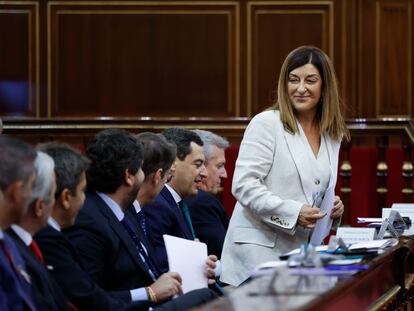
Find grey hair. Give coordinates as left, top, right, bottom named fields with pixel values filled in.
left=192, top=130, right=229, bottom=163
left=31, top=151, right=55, bottom=204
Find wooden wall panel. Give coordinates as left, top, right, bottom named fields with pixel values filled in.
left=358, top=0, right=413, bottom=118
left=247, top=1, right=336, bottom=116
left=376, top=1, right=412, bottom=117
left=48, top=2, right=240, bottom=118
left=0, top=2, right=38, bottom=117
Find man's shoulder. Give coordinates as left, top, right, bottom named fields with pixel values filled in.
left=35, top=226, right=73, bottom=255
left=186, top=190, right=222, bottom=207
left=77, top=192, right=108, bottom=222
left=144, top=186, right=174, bottom=211
left=35, top=225, right=61, bottom=240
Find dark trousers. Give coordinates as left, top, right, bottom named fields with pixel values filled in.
left=155, top=288, right=218, bottom=311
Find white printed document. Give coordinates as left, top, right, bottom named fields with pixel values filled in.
left=310, top=167, right=335, bottom=246
left=163, top=234, right=208, bottom=294
left=348, top=238, right=398, bottom=251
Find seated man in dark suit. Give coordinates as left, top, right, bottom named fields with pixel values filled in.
left=130, top=132, right=176, bottom=242
left=130, top=132, right=217, bottom=290
left=142, top=129, right=222, bottom=284
left=185, top=130, right=229, bottom=259
left=65, top=129, right=217, bottom=311
left=142, top=128, right=215, bottom=272
left=0, top=136, right=37, bottom=311
left=35, top=142, right=152, bottom=311
left=8, top=151, right=72, bottom=311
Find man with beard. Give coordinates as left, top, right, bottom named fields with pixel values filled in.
left=65, top=129, right=217, bottom=310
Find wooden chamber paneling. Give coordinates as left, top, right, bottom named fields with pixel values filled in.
left=0, top=2, right=38, bottom=117
left=0, top=0, right=414, bottom=119
left=48, top=1, right=240, bottom=118
left=358, top=0, right=413, bottom=118
left=247, top=1, right=336, bottom=115
left=376, top=0, right=412, bottom=117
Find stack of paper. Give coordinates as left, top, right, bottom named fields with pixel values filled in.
left=348, top=239, right=398, bottom=251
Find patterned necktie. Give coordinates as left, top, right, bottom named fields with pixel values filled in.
left=29, top=240, right=45, bottom=265
left=179, top=201, right=196, bottom=240
left=121, top=217, right=159, bottom=280
left=136, top=211, right=147, bottom=237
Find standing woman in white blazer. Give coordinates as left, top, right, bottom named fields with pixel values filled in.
left=220, top=46, right=350, bottom=286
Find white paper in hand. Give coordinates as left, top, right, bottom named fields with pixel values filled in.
left=310, top=167, right=335, bottom=246
left=163, top=234, right=208, bottom=293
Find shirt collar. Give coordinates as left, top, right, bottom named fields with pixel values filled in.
left=165, top=184, right=182, bottom=205
left=132, top=200, right=141, bottom=214
left=11, top=225, right=32, bottom=246
left=48, top=217, right=61, bottom=232
left=97, top=192, right=124, bottom=221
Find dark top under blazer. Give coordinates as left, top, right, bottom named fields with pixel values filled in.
left=8, top=229, right=71, bottom=311
left=0, top=232, right=36, bottom=311
left=64, top=192, right=159, bottom=291
left=184, top=190, right=229, bottom=258
left=34, top=225, right=142, bottom=311
left=142, top=186, right=193, bottom=272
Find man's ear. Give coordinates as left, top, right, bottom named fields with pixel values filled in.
left=32, top=198, right=43, bottom=218
left=124, top=169, right=134, bottom=187
left=58, top=188, right=71, bottom=210
left=153, top=169, right=163, bottom=185
left=6, top=181, right=23, bottom=205
left=168, top=162, right=177, bottom=182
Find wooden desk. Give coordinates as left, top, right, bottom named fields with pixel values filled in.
left=197, top=239, right=414, bottom=311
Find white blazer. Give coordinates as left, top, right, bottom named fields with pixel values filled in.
left=220, top=110, right=341, bottom=286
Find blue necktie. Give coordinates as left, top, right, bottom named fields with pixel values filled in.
left=120, top=217, right=159, bottom=280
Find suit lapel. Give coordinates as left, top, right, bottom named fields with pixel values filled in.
left=7, top=231, right=38, bottom=268
left=92, top=194, right=154, bottom=279
left=161, top=187, right=192, bottom=239
left=283, top=130, right=315, bottom=204
left=46, top=225, right=86, bottom=271
left=126, top=209, right=161, bottom=274
left=324, top=133, right=340, bottom=185
left=1, top=233, right=36, bottom=310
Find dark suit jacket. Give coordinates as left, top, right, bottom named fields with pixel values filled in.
left=142, top=186, right=192, bottom=272
left=184, top=190, right=229, bottom=258
left=8, top=229, right=71, bottom=311
left=34, top=225, right=144, bottom=311
left=0, top=232, right=36, bottom=311
left=64, top=192, right=159, bottom=292
left=65, top=193, right=218, bottom=311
